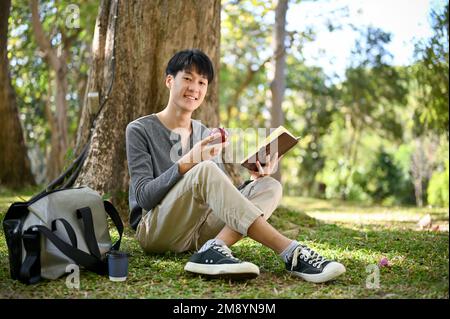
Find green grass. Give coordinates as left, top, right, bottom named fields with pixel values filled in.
left=0, top=189, right=448, bottom=299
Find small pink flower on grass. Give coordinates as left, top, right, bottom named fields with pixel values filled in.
left=379, top=257, right=390, bottom=268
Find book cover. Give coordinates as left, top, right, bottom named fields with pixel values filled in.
left=240, top=126, right=300, bottom=171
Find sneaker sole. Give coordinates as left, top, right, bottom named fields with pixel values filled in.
left=184, top=262, right=260, bottom=280
left=290, top=262, right=346, bottom=283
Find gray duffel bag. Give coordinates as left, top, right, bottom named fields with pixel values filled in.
left=3, top=186, right=123, bottom=284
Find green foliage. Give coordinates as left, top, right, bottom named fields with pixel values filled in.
left=220, top=0, right=317, bottom=129
left=7, top=0, right=448, bottom=207
left=9, top=1, right=48, bottom=151
left=341, top=27, right=408, bottom=141
left=313, top=26, right=432, bottom=204
left=317, top=122, right=417, bottom=205
left=316, top=119, right=364, bottom=201
left=1, top=191, right=448, bottom=298
left=220, top=0, right=274, bottom=128
left=413, top=3, right=449, bottom=135
left=8, top=0, right=97, bottom=181
left=427, top=159, right=449, bottom=207
left=284, top=60, right=336, bottom=197
left=354, top=148, right=415, bottom=205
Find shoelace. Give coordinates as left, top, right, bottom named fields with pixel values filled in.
left=213, top=245, right=240, bottom=261
left=291, top=245, right=327, bottom=269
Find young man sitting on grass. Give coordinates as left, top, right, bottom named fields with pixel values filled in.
left=125, top=49, right=346, bottom=283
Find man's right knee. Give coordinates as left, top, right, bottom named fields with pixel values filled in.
left=196, top=160, right=219, bottom=171
left=189, top=160, right=223, bottom=178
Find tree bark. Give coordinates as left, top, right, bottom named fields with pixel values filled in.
left=30, top=0, right=69, bottom=182
left=270, top=0, right=288, bottom=182
left=75, top=0, right=222, bottom=219
left=0, top=0, right=35, bottom=189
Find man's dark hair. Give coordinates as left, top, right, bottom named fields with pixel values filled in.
left=165, top=49, right=214, bottom=83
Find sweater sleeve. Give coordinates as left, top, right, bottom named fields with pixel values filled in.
left=126, top=122, right=183, bottom=212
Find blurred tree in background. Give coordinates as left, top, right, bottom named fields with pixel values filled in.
left=413, top=3, right=449, bottom=136
left=73, top=0, right=222, bottom=216
left=220, top=0, right=274, bottom=130
left=317, top=27, right=409, bottom=201
left=0, top=0, right=35, bottom=188
left=8, top=0, right=96, bottom=183
left=2, top=0, right=448, bottom=208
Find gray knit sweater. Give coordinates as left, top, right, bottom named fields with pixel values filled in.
left=125, top=114, right=228, bottom=229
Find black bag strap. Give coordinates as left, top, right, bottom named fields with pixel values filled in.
left=75, top=202, right=123, bottom=256
left=44, top=142, right=90, bottom=193
left=20, top=229, right=41, bottom=284
left=76, top=207, right=101, bottom=259
left=19, top=218, right=106, bottom=285
left=51, top=218, right=78, bottom=248
left=104, top=201, right=123, bottom=251
left=19, top=201, right=123, bottom=284
left=30, top=225, right=107, bottom=275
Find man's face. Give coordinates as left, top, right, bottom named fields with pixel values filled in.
left=166, top=69, right=208, bottom=113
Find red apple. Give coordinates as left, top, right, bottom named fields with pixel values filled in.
left=209, top=127, right=228, bottom=144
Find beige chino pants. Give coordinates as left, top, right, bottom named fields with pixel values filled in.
left=136, top=160, right=283, bottom=253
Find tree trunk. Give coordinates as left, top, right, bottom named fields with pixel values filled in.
left=75, top=0, right=222, bottom=219
left=411, top=137, right=439, bottom=207
left=30, top=0, right=69, bottom=182
left=0, top=0, right=35, bottom=189
left=269, top=0, right=288, bottom=182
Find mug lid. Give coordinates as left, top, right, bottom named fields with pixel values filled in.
left=107, top=250, right=129, bottom=258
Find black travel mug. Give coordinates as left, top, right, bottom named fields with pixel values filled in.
left=107, top=251, right=129, bottom=282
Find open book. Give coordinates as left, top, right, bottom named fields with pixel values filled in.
left=240, top=126, right=300, bottom=171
